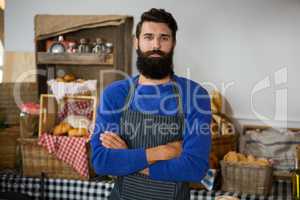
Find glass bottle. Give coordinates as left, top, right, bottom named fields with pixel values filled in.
left=291, top=150, right=300, bottom=200
left=78, top=38, right=91, bottom=53
left=92, top=38, right=105, bottom=54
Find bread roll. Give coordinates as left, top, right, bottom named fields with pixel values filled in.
left=63, top=115, right=90, bottom=129
left=53, top=122, right=71, bottom=136
left=63, top=74, right=76, bottom=82
left=255, top=158, right=270, bottom=166
left=75, top=79, right=85, bottom=83
left=68, top=128, right=88, bottom=137
left=223, top=151, right=270, bottom=167
left=224, top=151, right=239, bottom=163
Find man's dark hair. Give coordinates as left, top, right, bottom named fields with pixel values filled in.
left=135, top=8, right=178, bottom=41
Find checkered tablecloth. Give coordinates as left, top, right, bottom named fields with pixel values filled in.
left=38, top=134, right=89, bottom=177
left=57, top=100, right=94, bottom=121
left=190, top=180, right=292, bottom=200
left=0, top=173, right=292, bottom=200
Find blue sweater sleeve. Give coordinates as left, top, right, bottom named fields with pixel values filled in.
left=148, top=88, right=212, bottom=182
left=90, top=86, right=149, bottom=176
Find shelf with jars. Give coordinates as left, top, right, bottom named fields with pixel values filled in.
left=38, top=36, right=114, bottom=65
left=35, top=15, right=133, bottom=96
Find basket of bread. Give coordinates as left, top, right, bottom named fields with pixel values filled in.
left=38, top=94, right=96, bottom=137
left=18, top=94, right=97, bottom=180
left=221, top=151, right=273, bottom=195
left=47, top=73, right=97, bottom=101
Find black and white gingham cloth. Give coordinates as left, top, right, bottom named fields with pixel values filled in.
left=0, top=173, right=292, bottom=200
left=0, top=174, right=113, bottom=200
left=190, top=180, right=292, bottom=200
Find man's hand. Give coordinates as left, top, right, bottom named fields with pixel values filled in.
left=163, top=140, right=183, bottom=159
left=141, top=140, right=182, bottom=176
left=145, top=140, right=182, bottom=164
left=139, top=168, right=149, bottom=176
left=100, top=131, right=128, bottom=149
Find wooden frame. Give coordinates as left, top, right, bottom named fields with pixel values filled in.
left=38, top=94, right=97, bottom=137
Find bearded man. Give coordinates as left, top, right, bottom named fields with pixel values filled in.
left=91, top=8, right=212, bottom=200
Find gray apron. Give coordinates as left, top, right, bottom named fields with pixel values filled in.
left=109, top=78, right=190, bottom=200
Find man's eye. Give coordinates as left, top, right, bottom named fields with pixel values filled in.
left=161, top=37, right=170, bottom=41
left=144, top=36, right=153, bottom=40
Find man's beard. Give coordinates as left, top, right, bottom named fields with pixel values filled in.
left=136, top=47, right=174, bottom=80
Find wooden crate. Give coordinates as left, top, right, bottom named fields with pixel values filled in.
left=18, top=137, right=95, bottom=180
left=0, top=126, right=20, bottom=170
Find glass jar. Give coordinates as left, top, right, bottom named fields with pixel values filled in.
left=78, top=38, right=91, bottom=53
left=105, top=42, right=113, bottom=54
left=20, top=103, right=40, bottom=138
left=67, top=41, right=77, bottom=53
left=92, top=38, right=106, bottom=54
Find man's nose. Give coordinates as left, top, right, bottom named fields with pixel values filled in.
left=152, top=38, right=161, bottom=50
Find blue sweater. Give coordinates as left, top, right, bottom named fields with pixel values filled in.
left=90, top=75, right=212, bottom=182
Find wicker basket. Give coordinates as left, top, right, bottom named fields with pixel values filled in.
left=212, top=134, right=237, bottom=161
left=0, top=126, right=20, bottom=170
left=20, top=94, right=98, bottom=180
left=18, top=137, right=94, bottom=180
left=243, top=125, right=300, bottom=180
left=18, top=94, right=96, bottom=180
left=221, top=161, right=273, bottom=195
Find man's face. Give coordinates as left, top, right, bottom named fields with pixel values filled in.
left=136, top=22, right=176, bottom=79
left=137, top=21, right=175, bottom=55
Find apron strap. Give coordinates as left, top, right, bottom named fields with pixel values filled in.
left=172, top=81, right=184, bottom=115
left=123, top=76, right=138, bottom=111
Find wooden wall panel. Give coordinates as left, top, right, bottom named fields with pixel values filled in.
left=3, top=51, right=36, bottom=82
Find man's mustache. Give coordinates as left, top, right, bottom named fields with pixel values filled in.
left=143, top=50, right=166, bottom=57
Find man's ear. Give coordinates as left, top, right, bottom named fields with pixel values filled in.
left=134, top=36, right=138, bottom=50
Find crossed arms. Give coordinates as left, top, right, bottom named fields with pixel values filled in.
left=90, top=83, right=211, bottom=182
left=90, top=115, right=211, bottom=182
left=100, top=131, right=182, bottom=175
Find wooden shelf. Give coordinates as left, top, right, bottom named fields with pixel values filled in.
left=37, top=52, right=114, bottom=65
left=35, top=15, right=133, bottom=95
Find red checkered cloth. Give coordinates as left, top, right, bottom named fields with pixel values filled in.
left=57, top=100, right=93, bottom=122
left=38, top=133, right=89, bottom=177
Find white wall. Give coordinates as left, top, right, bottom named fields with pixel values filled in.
left=5, top=0, right=300, bottom=126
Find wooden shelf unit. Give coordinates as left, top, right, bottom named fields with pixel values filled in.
left=35, top=15, right=133, bottom=97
